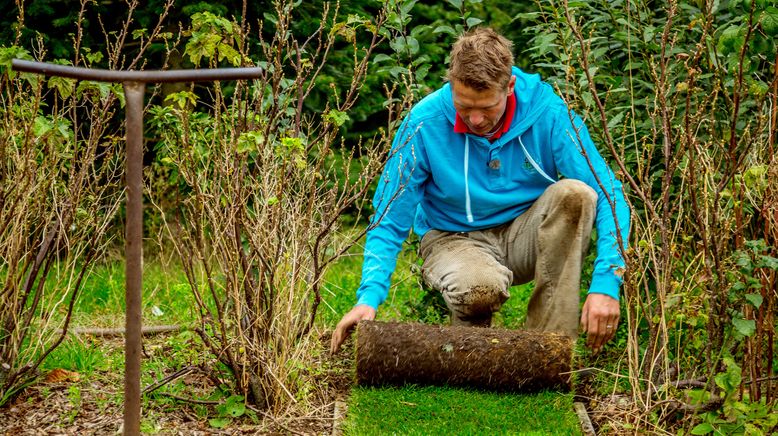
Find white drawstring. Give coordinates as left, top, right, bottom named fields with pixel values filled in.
left=519, top=136, right=556, bottom=184
left=464, top=136, right=474, bottom=223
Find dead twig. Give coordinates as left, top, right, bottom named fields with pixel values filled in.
left=143, top=365, right=196, bottom=395
left=158, top=391, right=220, bottom=405
left=72, top=324, right=183, bottom=337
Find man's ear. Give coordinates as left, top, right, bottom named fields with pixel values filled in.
left=506, top=75, right=516, bottom=94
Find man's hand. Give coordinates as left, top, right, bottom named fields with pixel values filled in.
left=330, top=304, right=376, bottom=354
left=580, top=293, right=620, bottom=354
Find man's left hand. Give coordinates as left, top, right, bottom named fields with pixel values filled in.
left=580, top=293, right=620, bottom=353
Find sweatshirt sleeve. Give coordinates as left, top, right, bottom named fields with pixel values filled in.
left=355, top=115, right=429, bottom=309
left=551, top=108, right=630, bottom=300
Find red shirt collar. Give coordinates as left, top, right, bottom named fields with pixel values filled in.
left=454, top=91, right=516, bottom=141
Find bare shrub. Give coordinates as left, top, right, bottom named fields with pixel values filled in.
left=524, top=0, right=777, bottom=431
left=153, top=1, right=412, bottom=413
left=0, top=0, right=173, bottom=405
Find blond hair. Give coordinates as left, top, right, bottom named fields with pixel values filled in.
left=447, top=27, right=514, bottom=91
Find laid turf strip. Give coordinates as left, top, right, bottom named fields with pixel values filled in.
left=343, top=385, right=581, bottom=435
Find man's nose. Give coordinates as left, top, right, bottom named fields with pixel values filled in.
left=469, top=111, right=484, bottom=126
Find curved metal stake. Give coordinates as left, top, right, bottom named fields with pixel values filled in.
left=123, top=81, right=145, bottom=436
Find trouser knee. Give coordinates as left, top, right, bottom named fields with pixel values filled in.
left=547, top=179, right=597, bottom=221
left=442, top=276, right=510, bottom=320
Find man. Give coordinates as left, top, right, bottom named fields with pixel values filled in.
left=330, top=28, right=630, bottom=354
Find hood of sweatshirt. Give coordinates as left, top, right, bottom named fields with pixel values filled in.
left=438, top=66, right=560, bottom=146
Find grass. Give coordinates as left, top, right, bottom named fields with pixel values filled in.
left=39, top=254, right=195, bottom=376
left=343, top=385, right=581, bottom=435
left=71, top=256, right=196, bottom=326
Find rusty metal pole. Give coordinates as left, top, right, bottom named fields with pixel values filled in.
left=11, top=59, right=262, bottom=436
left=122, top=81, right=145, bottom=435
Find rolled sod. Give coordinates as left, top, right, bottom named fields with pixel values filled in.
left=356, top=320, right=573, bottom=392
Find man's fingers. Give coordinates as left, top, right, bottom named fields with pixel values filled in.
left=330, top=324, right=342, bottom=354
left=331, top=306, right=376, bottom=354
left=580, top=305, right=589, bottom=335
left=594, top=317, right=608, bottom=352
left=591, top=318, right=619, bottom=353
left=606, top=318, right=618, bottom=342
left=331, top=320, right=352, bottom=354
left=330, top=332, right=339, bottom=354
left=581, top=294, right=620, bottom=353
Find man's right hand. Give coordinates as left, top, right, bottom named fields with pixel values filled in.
left=330, top=304, right=376, bottom=354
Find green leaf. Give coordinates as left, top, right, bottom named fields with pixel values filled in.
left=761, top=7, right=778, bottom=36
left=48, top=76, right=75, bottom=99
left=415, top=64, right=431, bottom=82
left=400, top=0, right=418, bottom=16
left=373, top=54, right=392, bottom=64
left=715, top=357, right=742, bottom=393
left=217, top=44, right=242, bottom=66
left=33, top=115, right=53, bottom=138
left=132, top=28, right=147, bottom=40
left=762, top=255, right=778, bottom=270
left=209, top=417, right=231, bottom=429
left=0, top=46, right=33, bottom=78
left=607, top=112, right=625, bottom=130
left=224, top=395, right=245, bottom=417
left=744, top=293, right=763, bottom=309
left=446, top=0, right=463, bottom=9
left=686, top=389, right=710, bottom=405
left=466, top=17, right=483, bottom=28
left=390, top=36, right=419, bottom=56
left=76, top=81, right=113, bottom=102
left=732, top=318, right=756, bottom=336
left=691, top=423, right=714, bottom=435
left=325, top=109, right=350, bottom=127
left=111, top=83, right=125, bottom=108
left=717, top=25, right=745, bottom=55
left=84, top=50, right=104, bottom=65
left=165, top=91, right=197, bottom=110
left=434, top=25, right=457, bottom=35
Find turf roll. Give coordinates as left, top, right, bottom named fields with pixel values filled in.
left=356, top=320, right=573, bottom=392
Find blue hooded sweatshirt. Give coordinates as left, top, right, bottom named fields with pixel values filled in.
left=356, top=66, right=630, bottom=309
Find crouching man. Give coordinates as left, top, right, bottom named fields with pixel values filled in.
left=331, top=27, right=630, bottom=354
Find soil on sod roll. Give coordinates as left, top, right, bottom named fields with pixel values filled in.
left=356, top=320, right=573, bottom=392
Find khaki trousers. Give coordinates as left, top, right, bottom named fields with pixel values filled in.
left=419, top=179, right=597, bottom=337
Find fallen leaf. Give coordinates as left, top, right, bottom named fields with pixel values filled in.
left=45, top=368, right=81, bottom=383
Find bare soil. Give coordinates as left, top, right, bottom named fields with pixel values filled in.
left=0, top=333, right=353, bottom=435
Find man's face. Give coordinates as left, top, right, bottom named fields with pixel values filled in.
left=451, top=76, right=516, bottom=136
